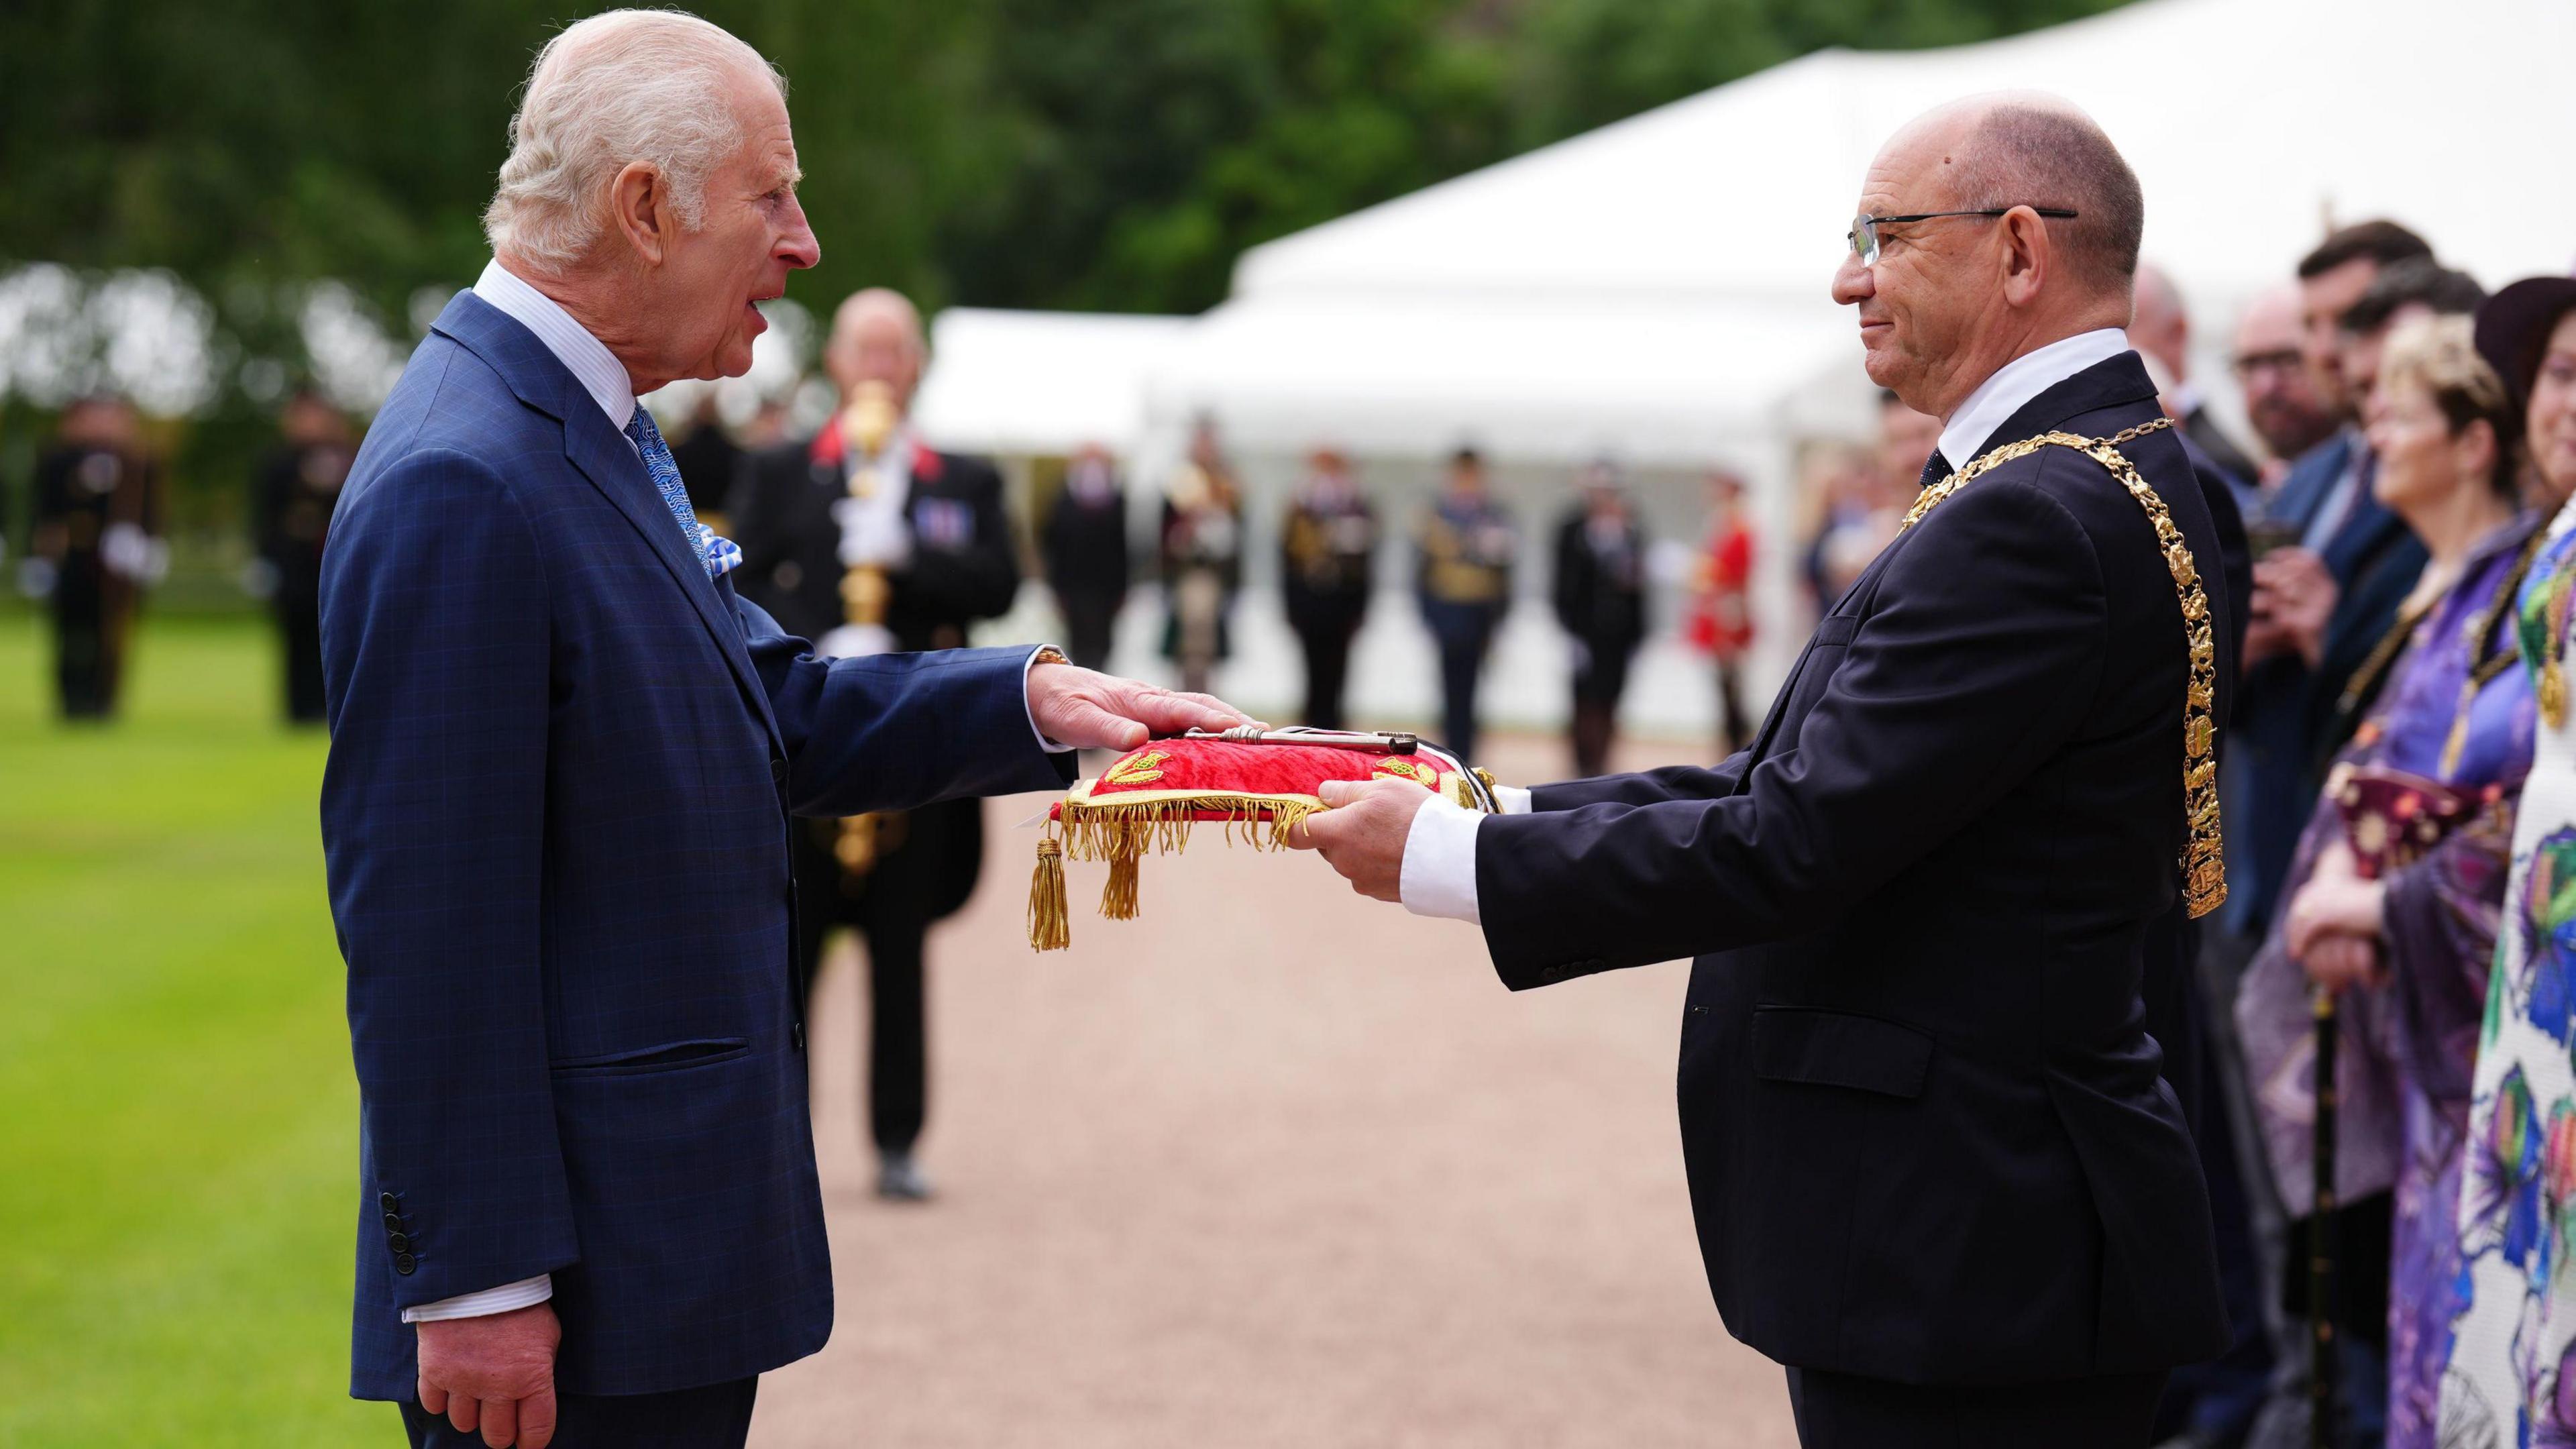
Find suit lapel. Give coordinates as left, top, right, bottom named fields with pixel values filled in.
left=559, top=407, right=782, bottom=747
left=1735, top=352, right=2167, bottom=791
left=431, top=292, right=782, bottom=749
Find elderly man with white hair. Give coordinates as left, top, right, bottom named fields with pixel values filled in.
left=1297, top=93, right=2243, bottom=1446
left=317, top=12, right=1251, bottom=1447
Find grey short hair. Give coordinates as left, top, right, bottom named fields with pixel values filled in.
left=482, top=9, right=785, bottom=272
left=1949, top=101, right=2145, bottom=294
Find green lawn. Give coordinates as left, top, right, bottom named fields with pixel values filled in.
left=0, top=612, right=382, bottom=1446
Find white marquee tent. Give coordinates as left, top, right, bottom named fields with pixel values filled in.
left=925, top=0, right=2575, bottom=732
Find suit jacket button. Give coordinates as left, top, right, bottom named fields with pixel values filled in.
left=387, top=1232, right=411, bottom=1253
left=378, top=1192, right=398, bottom=1211
left=769, top=756, right=788, bottom=785
left=392, top=1252, right=417, bottom=1275
left=382, top=1212, right=405, bottom=1233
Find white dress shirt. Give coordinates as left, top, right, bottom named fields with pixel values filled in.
left=1935, top=327, right=2129, bottom=477
left=1397, top=327, right=2137, bottom=928
left=405, top=266, right=1065, bottom=1325
left=474, top=260, right=638, bottom=438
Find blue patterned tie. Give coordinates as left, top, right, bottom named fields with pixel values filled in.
left=624, top=407, right=718, bottom=579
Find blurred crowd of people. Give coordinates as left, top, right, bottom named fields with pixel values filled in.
left=2086, top=227, right=2576, bottom=1449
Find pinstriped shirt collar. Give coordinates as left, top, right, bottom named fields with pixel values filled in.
left=472, top=259, right=637, bottom=435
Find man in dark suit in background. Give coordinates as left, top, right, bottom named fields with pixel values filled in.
left=1299, top=93, right=2234, bottom=1446
left=28, top=394, right=162, bottom=720
left=2230, top=221, right=2438, bottom=942
left=729, top=286, right=1022, bottom=1203
left=1042, top=442, right=1131, bottom=670
left=2132, top=262, right=2261, bottom=488
left=2226, top=282, right=2339, bottom=492
left=322, top=17, right=1250, bottom=1447
left=252, top=387, right=355, bottom=724
left=1551, top=460, right=1648, bottom=777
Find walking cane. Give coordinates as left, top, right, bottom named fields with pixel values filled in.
left=2309, top=984, right=2340, bottom=1449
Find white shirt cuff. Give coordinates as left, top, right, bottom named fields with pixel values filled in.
left=1022, top=645, right=1075, bottom=755
left=1494, top=785, right=1533, bottom=814
left=1400, top=792, right=1486, bottom=925
left=400, top=1274, right=553, bottom=1324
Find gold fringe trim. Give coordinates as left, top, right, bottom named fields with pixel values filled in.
left=1024, top=796, right=1326, bottom=951
left=1028, top=837, right=1070, bottom=952
left=1057, top=795, right=1321, bottom=861
left=1102, top=850, right=1141, bottom=919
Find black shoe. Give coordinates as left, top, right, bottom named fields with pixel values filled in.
left=875, top=1150, right=933, bottom=1202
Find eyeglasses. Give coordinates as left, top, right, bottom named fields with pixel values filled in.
left=1846, top=207, right=2079, bottom=266
left=2232, top=348, right=2306, bottom=382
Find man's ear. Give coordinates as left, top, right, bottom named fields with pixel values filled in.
left=608, top=161, right=669, bottom=267
left=1997, top=205, right=2049, bottom=308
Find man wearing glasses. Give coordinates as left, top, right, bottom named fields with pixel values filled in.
left=2230, top=282, right=2339, bottom=491
left=1297, top=93, right=2239, bottom=1446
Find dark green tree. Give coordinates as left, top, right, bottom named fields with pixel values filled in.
left=0, top=0, right=2129, bottom=550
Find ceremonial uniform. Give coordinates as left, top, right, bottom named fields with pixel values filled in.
left=254, top=434, right=354, bottom=722
left=1688, top=510, right=1758, bottom=753
left=1160, top=460, right=1243, bottom=694
left=1414, top=493, right=1515, bottom=759
left=728, top=423, right=1018, bottom=1161
left=32, top=433, right=162, bottom=719
left=1281, top=476, right=1378, bottom=731
left=1552, top=499, right=1648, bottom=776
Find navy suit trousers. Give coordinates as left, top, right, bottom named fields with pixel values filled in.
left=398, top=1377, right=756, bottom=1449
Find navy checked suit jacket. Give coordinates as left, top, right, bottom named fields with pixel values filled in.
left=319, top=291, right=1072, bottom=1400
left=1474, top=354, right=2234, bottom=1383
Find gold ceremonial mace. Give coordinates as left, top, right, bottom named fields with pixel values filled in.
left=837, top=379, right=900, bottom=633
left=834, top=380, right=902, bottom=876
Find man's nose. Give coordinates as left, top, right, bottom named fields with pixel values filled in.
left=780, top=197, right=821, bottom=271
left=1831, top=253, right=1872, bottom=306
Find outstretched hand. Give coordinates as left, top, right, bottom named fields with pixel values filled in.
left=1026, top=659, right=1259, bottom=751
left=1287, top=775, right=1435, bottom=902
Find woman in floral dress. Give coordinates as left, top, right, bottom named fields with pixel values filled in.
left=2443, top=279, right=2576, bottom=1447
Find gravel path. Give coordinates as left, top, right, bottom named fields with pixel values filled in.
left=753, top=736, right=1799, bottom=1448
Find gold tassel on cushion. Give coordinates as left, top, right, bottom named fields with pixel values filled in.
left=1101, top=846, right=1142, bottom=920
left=1028, top=837, right=1070, bottom=951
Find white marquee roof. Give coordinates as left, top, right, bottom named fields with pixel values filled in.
left=1234, top=0, right=2573, bottom=310
left=928, top=0, right=2573, bottom=464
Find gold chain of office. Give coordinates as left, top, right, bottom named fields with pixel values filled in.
left=1894, top=415, right=2227, bottom=920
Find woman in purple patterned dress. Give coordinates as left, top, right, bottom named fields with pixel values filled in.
left=2239, top=316, right=2547, bottom=1447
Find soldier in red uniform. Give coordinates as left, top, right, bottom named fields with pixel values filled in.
left=1686, top=469, right=1757, bottom=753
